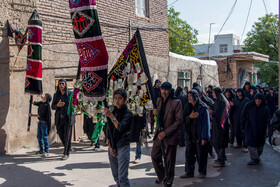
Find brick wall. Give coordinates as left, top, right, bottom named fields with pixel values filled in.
left=37, top=0, right=169, bottom=58
left=217, top=59, right=237, bottom=88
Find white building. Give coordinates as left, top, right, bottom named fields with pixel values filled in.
left=194, top=34, right=242, bottom=57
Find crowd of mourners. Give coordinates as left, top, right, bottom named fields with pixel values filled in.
left=29, top=78, right=280, bottom=187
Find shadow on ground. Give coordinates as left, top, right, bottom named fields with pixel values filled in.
left=0, top=164, right=71, bottom=187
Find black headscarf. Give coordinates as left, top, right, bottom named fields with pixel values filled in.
left=192, top=82, right=200, bottom=88
left=188, top=89, right=208, bottom=108
left=224, top=88, right=236, bottom=101
left=236, top=88, right=245, bottom=98
left=208, top=85, right=214, bottom=90
left=193, top=86, right=214, bottom=107
left=253, top=93, right=266, bottom=107
left=243, top=81, right=251, bottom=90
left=249, top=88, right=257, bottom=100
left=154, top=79, right=161, bottom=87
left=242, top=93, right=266, bottom=115
left=175, top=86, right=183, bottom=98
left=213, top=87, right=229, bottom=127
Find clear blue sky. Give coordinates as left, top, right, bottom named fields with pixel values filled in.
left=167, top=0, right=279, bottom=44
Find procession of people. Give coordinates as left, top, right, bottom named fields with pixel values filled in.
left=28, top=78, right=280, bottom=187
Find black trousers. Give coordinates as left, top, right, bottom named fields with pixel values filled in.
left=214, top=147, right=226, bottom=164
left=185, top=141, right=209, bottom=175
left=236, top=136, right=247, bottom=148
left=57, top=117, right=72, bottom=155
left=150, top=111, right=155, bottom=134
left=179, top=125, right=186, bottom=146
left=208, top=129, right=213, bottom=154
left=229, top=123, right=235, bottom=144
left=151, top=137, right=177, bottom=185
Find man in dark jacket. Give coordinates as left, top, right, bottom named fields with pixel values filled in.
left=210, top=87, right=230, bottom=167
left=266, top=88, right=278, bottom=116
left=150, top=79, right=161, bottom=136
left=241, top=93, right=270, bottom=165
left=180, top=89, right=211, bottom=179
left=151, top=82, right=183, bottom=186
left=104, top=89, right=133, bottom=187
left=231, top=88, right=250, bottom=152
left=51, top=79, right=73, bottom=160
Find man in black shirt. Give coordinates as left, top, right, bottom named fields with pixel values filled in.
left=51, top=79, right=73, bottom=160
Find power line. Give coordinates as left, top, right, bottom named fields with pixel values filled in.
left=169, top=28, right=219, bottom=83
left=168, top=0, right=179, bottom=7
left=262, top=0, right=278, bottom=45
left=240, top=0, right=253, bottom=44
left=204, top=0, right=238, bottom=54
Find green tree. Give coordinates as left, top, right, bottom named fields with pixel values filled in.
left=243, top=13, right=279, bottom=87
left=168, top=7, right=198, bottom=56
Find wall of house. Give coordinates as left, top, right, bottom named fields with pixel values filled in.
left=217, top=58, right=238, bottom=88
left=0, top=0, right=11, bottom=154
left=168, top=56, right=219, bottom=89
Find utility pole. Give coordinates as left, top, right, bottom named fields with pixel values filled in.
left=208, top=23, right=215, bottom=60
left=203, top=23, right=215, bottom=92
left=279, top=0, right=280, bottom=108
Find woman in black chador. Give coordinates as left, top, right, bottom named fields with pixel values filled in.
left=210, top=87, right=229, bottom=167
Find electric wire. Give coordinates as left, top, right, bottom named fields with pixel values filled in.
left=262, top=0, right=279, bottom=45
left=168, top=0, right=180, bottom=7
left=240, top=0, right=253, bottom=44
left=204, top=0, right=238, bottom=54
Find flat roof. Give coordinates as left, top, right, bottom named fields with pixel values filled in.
left=169, top=52, right=217, bottom=66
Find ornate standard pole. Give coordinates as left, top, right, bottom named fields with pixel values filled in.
left=26, top=10, right=43, bottom=131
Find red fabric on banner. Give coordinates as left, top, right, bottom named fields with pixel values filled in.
left=26, top=59, right=42, bottom=79
left=69, top=0, right=96, bottom=9
left=77, top=39, right=108, bottom=70
left=28, top=27, right=42, bottom=44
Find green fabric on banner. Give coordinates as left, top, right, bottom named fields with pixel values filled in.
left=70, top=9, right=102, bottom=39
left=29, top=44, right=42, bottom=60
left=67, top=90, right=74, bottom=116
left=91, top=116, right=106, bottom=143
left=253, top=75, right=257, bottom=86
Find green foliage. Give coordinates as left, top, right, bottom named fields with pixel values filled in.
left=256, top=62, right=278, bottom=87
left=168, top=7, right=198, bottom=56
left=243, top=14, right=279, bottom=87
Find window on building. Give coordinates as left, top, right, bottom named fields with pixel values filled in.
left=220, top=44, right=228, bottom=53
left=177, top=71, right=192, bottom=89
left=136, top=0, right=149, bottom=17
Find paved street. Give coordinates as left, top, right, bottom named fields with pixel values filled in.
left=0, top=139, right=279, bottom=187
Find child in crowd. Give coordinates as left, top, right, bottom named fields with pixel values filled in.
left=29, top=93, right=52, bottom=157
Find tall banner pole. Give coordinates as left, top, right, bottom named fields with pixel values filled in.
left=25, top=10, right=43, bottom=131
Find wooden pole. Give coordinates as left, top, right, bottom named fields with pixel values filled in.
left=27, top=95, right=33, bottom=131
left=9, top=51, right=20, bottom=76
